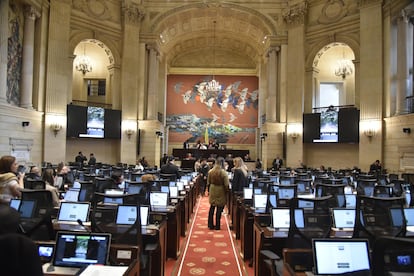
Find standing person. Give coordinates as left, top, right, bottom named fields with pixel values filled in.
left=75, top=151, right=87, bottom=166
left=207, top=157, right=229, bottom=230
left=41, top=168, right=60, bottom=207
left=88, top=153, right=96, bottom=166
left=231, top=157, right=249, bottom=193
left=183, top=139, right=190, bottom=149
left=198, top=158, right=210, bottom=196
left=0, top=155, right=24, bottom=204
left=272, top=155, right=283, bottom=171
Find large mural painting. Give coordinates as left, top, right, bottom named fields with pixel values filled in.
left=166, top=75, right=259, bottom=145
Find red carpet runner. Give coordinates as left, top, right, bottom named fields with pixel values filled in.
left=173, top=195, right=246, bottom=275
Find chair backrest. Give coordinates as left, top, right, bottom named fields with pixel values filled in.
left=287, top=196, right=333, bottom=249
left=24, top=179, right=46, bottom=190
left=78, top=181, right=95, bottom=202
left=353, top=195, right=406, bottom=245
left=95, top=177, right=114, bottom=193
left=21, top=189, right=53, bottom=218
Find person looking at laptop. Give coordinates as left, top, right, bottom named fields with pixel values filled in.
left=42, top=168, right=60, bottom=207
left=98, top=171, right=124, bottom=193
left=207, top=157, right=229, bottom=230
left=0, top=155, right=24, bottom=204
left=231, top=157, right=248, bottom=193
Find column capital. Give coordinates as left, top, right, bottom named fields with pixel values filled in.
left=146, top=43, right=160, bottom=55
left=282, top=1, right=308, bottom=26
left=122, top=1, right=145, bottom=25
left=24, top=5, right=40, bottom=20
left=266, top=46, right=280, bottom=57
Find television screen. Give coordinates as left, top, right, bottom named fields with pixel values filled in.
left=303, top=107, right=359, bottom=144
left=67, top=105, right=87, bottom=137
left=67, top=104, right=121, bottom=139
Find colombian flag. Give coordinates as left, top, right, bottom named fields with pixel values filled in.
left=204, top=126, right=209, bottom=144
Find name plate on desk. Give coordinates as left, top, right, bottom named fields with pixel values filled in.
left=117, top=250, right=132, bottom=259
left=180, top=191, right=186, bottom=196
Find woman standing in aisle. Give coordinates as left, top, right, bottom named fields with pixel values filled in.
left=207, top=157, right=229, bottom=230
left=231, top=157, right=249, bottom=193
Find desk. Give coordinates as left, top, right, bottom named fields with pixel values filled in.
left=253, top=217, right=287, bottom=276
left=239, top=204, right=254, bottom=261
left=172, top=148, right=249, bottom=160
left=151, top=203, right=181, bottom=259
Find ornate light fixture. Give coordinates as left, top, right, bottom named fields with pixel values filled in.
left=334, top=46, right=353, bottom=80
left=75, top=43, right=92, bottom=75
left=206, top=21, right=221, bottom=93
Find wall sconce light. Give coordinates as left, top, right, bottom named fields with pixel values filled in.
left=364, top=129, right=376, bottom=139
left=155, top=131, right=163, bottom=138
left=287, top=123, right=302, bottom=143
left=125, top=128, right=134, bottom=139
left=260, top=133, right=268, bottom=141
left=50, top=123, right=62, bottom=137
left=361, top=119, right=380, bottom=142
left=290, top=132, right=299, bottom=142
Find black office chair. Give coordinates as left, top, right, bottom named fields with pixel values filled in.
left=20, top=189, right=55, bottom=241
left=287, top=196, right=333, bottom=249
left=353, top=195, right=406, bottom=247
left=78, top=180, right=95, bottom=202
left=23, top=179, right=46, bottom=190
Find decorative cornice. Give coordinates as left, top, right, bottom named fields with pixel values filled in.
left=282, top=1, right=308, bottom=26
left=122, top=1, right=145, bottom=25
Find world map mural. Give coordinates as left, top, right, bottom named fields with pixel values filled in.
left=166, top=75, right=259, bottom=145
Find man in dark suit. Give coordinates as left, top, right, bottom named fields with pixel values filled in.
left=160, top=156, right=180, bottom=180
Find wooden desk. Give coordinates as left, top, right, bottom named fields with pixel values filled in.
left=151, top=204, right=181, bottom=260
left=240, top=204, right=254, bottom=261
left=172, top=148, right=249, bottom=160
left=253, top=217, right=287, bottom=276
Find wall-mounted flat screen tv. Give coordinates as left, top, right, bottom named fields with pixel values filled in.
left=303, top=107, right=359, bottom=144
left=67, top=104, right=121, bottom=139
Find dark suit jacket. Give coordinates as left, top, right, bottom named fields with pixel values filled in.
left=160, top=163, right=180, bottom=179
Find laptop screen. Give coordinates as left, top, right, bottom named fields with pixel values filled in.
left=278, top=188, right=295, bottom=199
left=169, top=186, right=178, bottom=198
left=150, top=192, right=168, bottom=207
left=253, top=194, right=267, bottom=209
left=271, top=208, right=304, bottom=229
left=243, top=188, right=253, bottom=200
left=298, top=200, right=314, bottom=209
left=127, top=184, right=143, bottom=195
left=64, top=189, right=80, bottom=202
left=333, top=208, right=356, bottom=228
left=161, top=186, right=170, bottom=193
left=345, top=194, right=356, bottom=208
left=53, top=232, right=111, bottom=268
left=19, top=200, right=36, bottom=218
left=103, top=189, right=124, bottom=204
left=405, top=208, right=414, bottom=226
left=9, top=198, right=21, bottom=211
left=177, top=182, right=184, bottom=191
left=390, top=208, right=414, bottom=227
left=115, top=205, right=149, bottom=226
left=57, top=202, right=90, bottom=222
left=313, top=239, right=371, bottom=275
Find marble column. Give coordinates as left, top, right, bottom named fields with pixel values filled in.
left=266, top=46, right=279, bottom=122
left=146, top=44, right=159, bottom=120
left=395, top=9, right=413, bottom=115
left=20, top=5, right=39, bottom=109
left=0, top=0, right=9, bottom=104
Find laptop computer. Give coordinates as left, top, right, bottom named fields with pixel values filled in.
left=18, top=199, right=37, bottom=219
left=9, top=198, right=21, bottom=211
left=269, top=208, right=305, bottom=236
left=332, top=208, right=356, bottom=231
left=345, top=194, right=356, bottom=208
left=298, top=199, right=314, bottom=210
left=56, top=202, right=90, bottom=225
left=243, top=187, right=253, bottom=200
left=103, top=189, right=124, bottom=205
left=253, top=194, right=268, bottom=213
left=312, top=238, right=371, bottom=275
left=43, top=231, right=111, bottom=275
left=63, top=189, right=80, bottom=202
left=115, top=205, right=149, bottom=227
left=150, top=192, right=170, bottom=211
left=390, top=207, right=414, bottom=233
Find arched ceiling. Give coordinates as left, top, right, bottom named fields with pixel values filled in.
left=148, top=3, right=278, bottom=73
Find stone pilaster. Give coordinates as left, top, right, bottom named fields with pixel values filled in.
left=146, top=43, right=160, bottom=120
left=20, top=5, right=40, bottom=109
left=266, top=46, right=280, bottom=122
left=0, top=0, right=9, bottom=104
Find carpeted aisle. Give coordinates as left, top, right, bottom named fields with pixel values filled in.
left=171, top=195, right=248, bottom=276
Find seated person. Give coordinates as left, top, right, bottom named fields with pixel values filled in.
left=160, top=156, right=180, bottom=180
left=97, top=171, right=123, bottom=193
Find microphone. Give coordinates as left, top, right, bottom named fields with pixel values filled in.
left=77, top=219, right=91, bottom=234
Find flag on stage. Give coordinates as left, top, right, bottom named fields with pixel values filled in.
left=204, top=126, right=209, bottom=144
